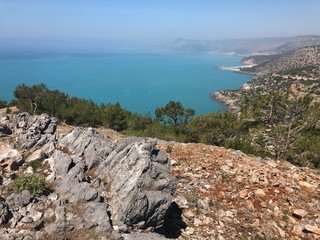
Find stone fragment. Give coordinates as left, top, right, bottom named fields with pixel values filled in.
left=175, top=196, right=188, bottom=208
left=83, top=202, right=112, bottom=234
left=0, top=203, right=9, bottom=225
left=0, top=143, right=22, bottom=171
left=31, top=220, right=44, bottom=231
left=293, top=209, right=308, bottom=219
left=184, top=227, right=195, bottom=235
left=298, top=181, right=317, bottom=192
left=305, top=224, right=320, bottom=235
left=21, top=216, right=33, bottom=223
left=25, top=149, right=45, bottom=163
left=183, top=210, right=195, bottom=219
left=292, top=223, right=305, bottom=236
left=122, top=233, right=168, bottom=240
left=0, top=124, right=12, bottom=136
left=239, top=189, right=248, bottom=198
left=6, top=190, right=32, bottom=210
left=254, top=189, right=266, bottom=197
left=193, top=218, right=203, bottom=226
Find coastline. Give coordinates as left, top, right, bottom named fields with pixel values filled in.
left=211, top=62, right=256, bottom=112
left=210, top=91, right=240, bottom=113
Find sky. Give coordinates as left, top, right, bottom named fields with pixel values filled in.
left=0, top=0, right=320, bottom=51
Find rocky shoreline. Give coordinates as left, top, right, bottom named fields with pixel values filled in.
left=210, top=91, right=241, bottom=113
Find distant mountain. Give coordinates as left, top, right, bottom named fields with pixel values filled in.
left=164, top=35, right=320, bottom=56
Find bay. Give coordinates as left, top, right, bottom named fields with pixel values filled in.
left=0, top=53, right=250, bottom=115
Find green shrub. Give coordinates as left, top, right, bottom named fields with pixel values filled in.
left=13, top=174, right=49, bottom=197
left=26, top=160, right=42, bottom=170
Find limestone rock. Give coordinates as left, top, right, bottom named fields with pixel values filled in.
left=6, top=190, right=32, bottom=210
left=25, top=149, right=45, bottom=163
left=0, top=143, right=22, bottom=171
left=122, top=233, right=169, bottom=240
left=305, top=224, right=320, bottom=235
left=2, top=113, right=57, bottom=150
left=0, top=202, right=9, bottom=225
left=293, top=209, right=308, bottom=219
left=254, top=189, right=266, bottom=197
left=57, top=127, right=116, bottom=169
left=0, top=123, right=12, bottom=136
left=99, top=137, right=175, bottom=230
left=298, top=181, right=318, bottom=192
left=83, top=202, right=112, bottom=233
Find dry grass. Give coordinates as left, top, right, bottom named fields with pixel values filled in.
left=0, top=106, right=19, bottom=114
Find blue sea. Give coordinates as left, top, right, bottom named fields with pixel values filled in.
left=0, top=53, right=251, bottom=115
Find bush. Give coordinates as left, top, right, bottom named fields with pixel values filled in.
left=26, top=160, right=43, bottom=170
left=13, top=174, right=49, bottom=197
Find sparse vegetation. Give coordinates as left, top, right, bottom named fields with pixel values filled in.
left=13, top=173, right=49, bottom=197
left=26, top=160, right=43, bottom=170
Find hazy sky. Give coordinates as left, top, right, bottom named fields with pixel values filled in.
left=1, top=0, right=319, bottom=50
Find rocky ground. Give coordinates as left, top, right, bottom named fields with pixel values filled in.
left=158, top=141, right=320, bottom=239
left=1, top=113, right=320, bottom=240
left=0, top=113, right=175, bottom=240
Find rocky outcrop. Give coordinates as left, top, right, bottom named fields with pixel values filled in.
left=1, top=113, right=57, bottom=150
left=0, top=113, right=175, bottom=240
left=210, top=91, right=240, bottom=112
left=98, top=138, right=175, bottom=231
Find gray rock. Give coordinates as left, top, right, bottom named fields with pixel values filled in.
left=6, top=190, right=32, bottom=210
left=2, top=113, right=57, bottom=150
left=0, top=124, right=12, bottom=136
left=47, top=151, right=99, bottom=203
left=31, top=219, right=44, bottom=231
left=25, top=149, right=45, bottom=163
left=0, top=202, right=9, bottom=225
left=83, top=202, right=112, bottom=233
left=0, top=143, right=22, bottom=171
left=57, top=127, right=116, bottom=169
left=122, top=233, right=168, bottom=240
left=99, top=137, right=175, bottom=230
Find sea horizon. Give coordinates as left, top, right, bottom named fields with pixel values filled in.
left=0, top=52, right=251, bottom=116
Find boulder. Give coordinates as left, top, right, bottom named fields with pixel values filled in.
left=6, top=190, right=32, bottom=210
left=99, top=137, right=175, bottom=230
left=0, top=124, right=12, bottom=136
left=0, top=143, right=22, bottom=171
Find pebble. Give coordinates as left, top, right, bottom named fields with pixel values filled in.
left=254, top=189, right=266, bottom=197
left=293, top=209, right=308, bottom=219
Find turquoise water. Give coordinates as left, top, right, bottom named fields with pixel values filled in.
left=0, top=54, right=251, bottom=115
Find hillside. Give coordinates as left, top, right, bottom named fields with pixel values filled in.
left=241, top=45, right=320, bottom=75
left=214, top=45, right=320, bottom=109
left=1, top=113, right=320, bottom=240
left=158, top=141, right=320, bottom=239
